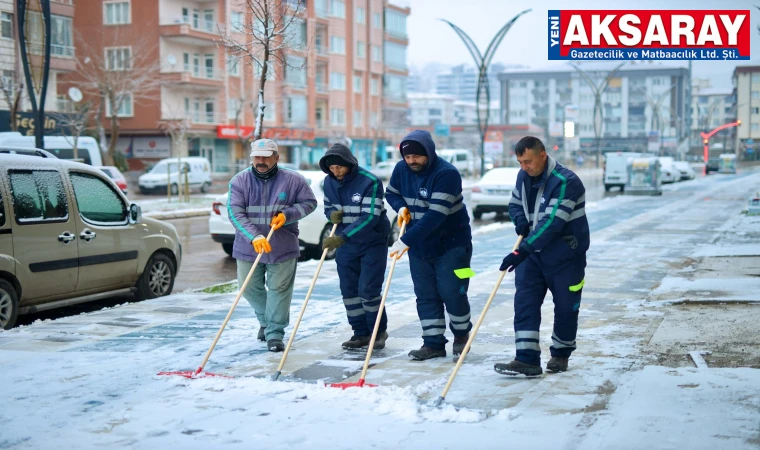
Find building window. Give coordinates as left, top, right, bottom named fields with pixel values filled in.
left=227, top=55, right=239, bottom=76
left=286, top=55, right=306, bottom=88
left=287, top=95, right=307, bottom=125
left=353, top=74, right=362, bottom=92
left=330, top=36, right=345, bottom=54
left=356, top=41, right=366, bottom=58
left=356, top=7, right=365, bottom=24
left=384, top=41, right=406, bottom=69
left=372, top=45, right=381, bottom=62
left=385, top=9, right=406, bottom=38
left=255, top=61, right=275, bottom=80
left=383, top=74, right=406, bottom=100
left=104, top=1, right=130, bottom=25
left=330, top=72, right=346, bottom=90
left=105, top=47, right=132, bottom=71
left=370, top=78, right=378, bottom=95
left=330, top=0, right=345, bottom=18
left=373, top=12, right=381, bottom=28
left=51, top=16, right=73, bottom=57
left=752, top=123, right=760, bottom=131
left=354, top=110, right=362, bottom=127
left=331, top=108, right=346, bottom=125
left=752, top=91, right=760, bottom=99
left=105, top=93, right=133, bottom=117
left=1, top=12, right=12, bottom=39
left=752, top=74, right=760, bottom=83
left=231, top=11, right=244, bottom=31
left=752, top=107, right=760, bottom=115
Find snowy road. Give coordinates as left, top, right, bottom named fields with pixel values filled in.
left=1, top=169, right=759, bottom=449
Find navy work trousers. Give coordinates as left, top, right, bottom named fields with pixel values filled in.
left=513, top=253, right=586, bottom=366
left=335, top=240, right=388, bottom=336
left=409, top=244, right=473, bottom=350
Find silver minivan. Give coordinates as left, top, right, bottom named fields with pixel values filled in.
left=0, top=153, right=182, bottom=329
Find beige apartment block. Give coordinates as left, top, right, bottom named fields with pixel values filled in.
left=68, top=0, right=409, bottom=176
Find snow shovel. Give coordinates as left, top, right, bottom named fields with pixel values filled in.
left=158, top=227, right=276, bottom=379
left=433, top=235, right=523, bottom=407
left=328, top=220, right=408, bottom=389
left=272, top=223, right=339, bottom=381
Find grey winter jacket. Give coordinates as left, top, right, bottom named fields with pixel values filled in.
left=227, top=167, right=317, bottom=263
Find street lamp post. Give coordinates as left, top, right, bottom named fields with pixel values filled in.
left=632, top=83, right=678, bottom=154
left=16, top=0, right=52, bottom=150
left=701, top=120, right=741, bottom=174
left=441, top=9, right=531, bottom=176
left=570, top=62, right=626, bottom=168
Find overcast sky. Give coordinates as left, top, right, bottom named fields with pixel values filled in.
left=405, top=0, right=760, bottom=90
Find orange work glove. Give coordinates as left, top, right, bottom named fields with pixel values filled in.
left=252, top=236, right=271, bottom=254
left=271, top=212, right=286, bottom=230
left=397, top=207, right=411, bottom=227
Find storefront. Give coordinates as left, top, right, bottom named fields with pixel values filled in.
left=115, top=135, right=172, bottom=171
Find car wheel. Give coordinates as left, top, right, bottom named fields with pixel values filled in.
left=135, top=253, right=176, bottom=301
left=604, top=184, right=611, bottom=192
left=473, top=209, right=483, bottom=220
left=319, top=225, right=337, bottom=260
left=0, top=279, right=19, bottom=330
left=170, top=183, right=179, bottom=195
left=201, top=182, right=210, bottom=193
left=222, top=243, right=233, bottom=256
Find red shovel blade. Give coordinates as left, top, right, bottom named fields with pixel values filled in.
left=157, top=368, right=233, bottom=379
left=327, top=379, right=377, bottom=389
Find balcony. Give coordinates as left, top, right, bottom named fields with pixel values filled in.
left=316, top=45, right=329, bottom=57
left=161, top=66, right=224, bottom=89
left=160, top=18, right=218, bottom=46
left=316, top=82, right=328, bottom=94
left=184, top=110, right=227, bottom=126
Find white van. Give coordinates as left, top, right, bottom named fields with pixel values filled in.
left=0, top=131, right=103, bottom=166
left=604, top=152, right=645, bottom=191
left=438, top=149, right=473, bottom=176
left=138, top=156, right=212, bottom=194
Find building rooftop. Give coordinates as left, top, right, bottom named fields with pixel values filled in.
left=407, top=92, right=457, bottom=101
left=694, top=88, right=732, bottom=97
left=498, top=60, right=688, bottom=77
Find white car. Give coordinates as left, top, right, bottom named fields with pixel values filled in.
left=658, top=157, right=679, bottom=184
left=138, top=157, right=212, bottom=195
left=470, top=167, right=520, bottom=219
left=209, top=170, right=399, bottom=260
left=673, top=161, right=696, bottom=181
left=370, top=161, right=398, bottom=180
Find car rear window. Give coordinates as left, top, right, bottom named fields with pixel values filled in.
left=9, top=169, right=69, bottom=224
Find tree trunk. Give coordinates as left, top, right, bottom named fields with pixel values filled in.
left=253, top=44, right=271, bottom=141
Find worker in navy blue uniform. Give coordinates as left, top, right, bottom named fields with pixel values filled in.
left=319, top=143, right=392, bottom=350
left=495, top=136, right=589, bottom=377
left=385, top=130, right=474, bottom=361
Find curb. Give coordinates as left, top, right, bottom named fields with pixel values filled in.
left=144, top=209, right=211, bottom=220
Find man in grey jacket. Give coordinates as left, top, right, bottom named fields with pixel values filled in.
left=227, top=139, right=317, bottom=352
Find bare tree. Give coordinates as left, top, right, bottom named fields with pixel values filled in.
left=48, top=101, right=94, bottom=161
left=73, top=29, right=163, bottom=165
left=159, top=104, right=197, bottom=202
left=1, top=70, right=24, bottom=132
left=218, top=0, right=308, bottom=140
left=229, top=91, right=255, bottom=149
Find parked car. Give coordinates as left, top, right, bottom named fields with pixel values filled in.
left=209, top=170, right=399, bottom=260
left=470, top=167, right=521, bottom=219
left=438, top=149, right=473, bottom=176
left=138, top=157, right=212, bottom=195
left=370, top=161, right=398, bottom=180
left=604, top=152, right=646, bottom=191
left=658, top=157, right=679, bottom=184
left=706, top=157, right=720, bottom=174
left=97, top=166, right=129, bottom=195
left=0, top=132, right=103, bottom=166
left=673, top=161, right=696, bottom=181
left=0, top=154, right=182, bottom=329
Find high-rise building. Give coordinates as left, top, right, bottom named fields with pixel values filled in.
left=69, top=0, right=409, bottom=175
left=498, top=61, right=691, bottom=155
left=732, top=66, right=760, bottom=160
left=435, top=63, right=506, bottom=103
left=0, top=0, right=76, bottom=135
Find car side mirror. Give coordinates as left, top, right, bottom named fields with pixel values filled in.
left=129, top=203, right=142, bottom=224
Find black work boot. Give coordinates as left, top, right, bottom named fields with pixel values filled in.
left=408, top=346, right=446, bottom=361
left=342, top=335, right=371, bottom=350
left=267, top=339, right=284, bottom=352
left=494, top=359, right=543, bottom=377
left=452, top=334, right=469, bottom=356
left=546, top=356, right=569, bottom=373
left=257, top=327, right=266, bottom=342
left=373, top=331, right=389, bottom=350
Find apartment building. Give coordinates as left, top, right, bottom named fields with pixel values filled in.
left=499, top=61, right=690, bottom=155
left=69, top=0, right=409, bottom=175
left=0, top=0, right=76, bottom=136
left=689, top=84, right=735, bottom=155
left=732, top=66, right=760, bottom=160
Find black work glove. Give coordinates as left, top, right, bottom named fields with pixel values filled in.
left=322, top=235, right=345, bottom=250
left=500, top=248, right=529, bottom=272
left=330, top=210, right=343, bottom=224
left=514, top=221, right=530, bottom=237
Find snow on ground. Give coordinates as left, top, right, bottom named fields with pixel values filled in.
left=1, top=169, right=759, bottom=449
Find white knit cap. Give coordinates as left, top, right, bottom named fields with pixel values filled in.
left=250, top=139, right=279, bottom=157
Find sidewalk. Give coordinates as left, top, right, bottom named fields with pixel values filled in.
left=138, top=194, right=218, bottom=220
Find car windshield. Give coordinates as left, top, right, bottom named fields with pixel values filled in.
left=480, top=168, right=519, bottom=185
left=150, top=162, right=185, bottom=174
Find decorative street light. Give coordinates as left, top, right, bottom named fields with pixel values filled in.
left=570, top=62, right=626, bottom=168
left=441, top=9, right=531, bottom=176
left=16, top=0, right=52, bottom=150
left=701, top=120, right=741, bottom=174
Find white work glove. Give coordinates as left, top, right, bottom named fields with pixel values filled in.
left=389, top=238, right=409, bottom=259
